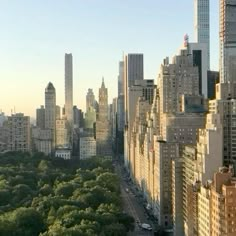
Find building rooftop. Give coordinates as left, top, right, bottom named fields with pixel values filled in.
left=45, top=82, right=55, bottom=91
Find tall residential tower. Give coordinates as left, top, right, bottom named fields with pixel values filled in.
left=65, top=53, right=73, bottom=123
left=219, top=0, right=236, bottom=83
left=194, top=0, right=210, bottom=68
left=45, top=82, right=56, bottom=149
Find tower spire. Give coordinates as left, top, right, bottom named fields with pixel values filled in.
left=101, top=77, right=105, bottom=88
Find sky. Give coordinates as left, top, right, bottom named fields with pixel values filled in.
left=0, top=0, right=219, bottom=118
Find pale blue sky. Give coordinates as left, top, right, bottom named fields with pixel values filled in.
left=0, top=0, right=219, bottom=117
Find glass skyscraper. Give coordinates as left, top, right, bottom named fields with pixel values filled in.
left=194, top=0, right=210, bottom=69
left=219, top=0, right=236, bottom=83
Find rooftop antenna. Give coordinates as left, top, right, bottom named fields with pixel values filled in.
left=184, top=34, right=190, bottom=55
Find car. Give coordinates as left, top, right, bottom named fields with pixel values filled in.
left=141, top=223, right=152, bottom=231
left=125, top=188, right=129, bottom=192
left=145, top=203, right=152, bottom=210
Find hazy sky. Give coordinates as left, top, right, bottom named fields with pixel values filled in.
left=0, top=0, right=219, bottom=117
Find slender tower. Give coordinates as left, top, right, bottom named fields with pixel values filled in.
left=194, top=0, right=210, bottom=69
left=45, top=82, right=56, bottom=149
left=98, top=78, right=108, bottom=121
left=96, top=78, right=112, bottom=156
left=65, top=53, right=73, bottom=123
left=124, top=54, right=143, bottom=125
left=219, top=0, right=236, bottom=83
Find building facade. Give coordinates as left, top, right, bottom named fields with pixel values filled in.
left=96, top=79, right=112, bottom=156
left=56, top=118, right=68, bottom=147
left=219, top=0, right=236, bottom=83
left=80, top=137, right=96, bottom=159
left=65, top=53, right=73, bottom=123
left=124, top=53, right=144, bottom=124
left=86, top=88, right=95, bottom=113
left=45, top=82, right=56, bottom=150
left=36, top=105, right=45, bottom=129
left=207, top=70, right=219, bottom=99
left=194, top=0, right=210, bottom=68
left=32, top=127, right=52, bottom=155
left=7, top=113, right=30, bottom=152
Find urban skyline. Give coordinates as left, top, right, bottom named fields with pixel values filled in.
left=0, top=0, right=219, bottom=117
left=1, top=1, right=236, bottom=235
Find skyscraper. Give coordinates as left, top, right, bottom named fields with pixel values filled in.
left=207, top=70, right=219, bottom=99
left=65, top=53, right=73, bottom=123
left=45, top=82, right=56, bottom=149
left=188, top=42, right=208, bottom=97
left=116, top=61, right=125, bottom=155
left=219, top=0, right=236, bottom=83
left=124, top=54, right=144, bottom=124
left=194, top=0, right=210, bottom=68
left=96, top=78, right=112, bottom=156
left=86, top=88, right=95, bottom=113
left=36, top=105, right=45, bottom=129
left=118, top=61, right=124, bottom=96
left=98, top=79, right=108, bottom=121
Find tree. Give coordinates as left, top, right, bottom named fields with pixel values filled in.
left=0, top=152, right=134, bottom=235
left=38, top=160, right=51, bottom=172
left=39, top=184, right=53, bottom=196
left=12, top=184, right=33, bottom=203
left=55, top=182, right=74, bottom=198
left=0, top=189, right=12, bottom=206
left=96, top=172, right=120, bottom=192
left=101, top=223, right=126, bottom=236
left=0, top=207, right=45, bottom=236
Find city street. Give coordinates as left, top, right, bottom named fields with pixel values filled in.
left=115, top=161, right=154, bottom=236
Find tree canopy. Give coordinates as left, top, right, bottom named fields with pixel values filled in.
left=0, top=152, right=134, bottom=235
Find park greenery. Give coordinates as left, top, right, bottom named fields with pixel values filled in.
left=0, top=152, right=134, bottom=236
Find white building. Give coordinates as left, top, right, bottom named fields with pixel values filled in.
left=32, top=127, right=52, bottom=155
left=124, top=79, right=156, bottom=169
left=158, top=49, right=199, bottom=114
left=80, top=137, right=96, bottom=159
left=55, top=148, right=71, bottom=160
left=56, top=118, right=68, bottom=147
left=198, top=185, right=211, bottom=236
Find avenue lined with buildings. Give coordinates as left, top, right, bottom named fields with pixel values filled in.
left=1, top=0, right=236, bottom=235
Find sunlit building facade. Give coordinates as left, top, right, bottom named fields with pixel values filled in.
left=7, top=113, right=30, bottom=152
left=194, top=0, right=210, bottom=68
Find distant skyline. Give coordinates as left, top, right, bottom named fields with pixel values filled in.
left=0, top=0, right=219, bottom=117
